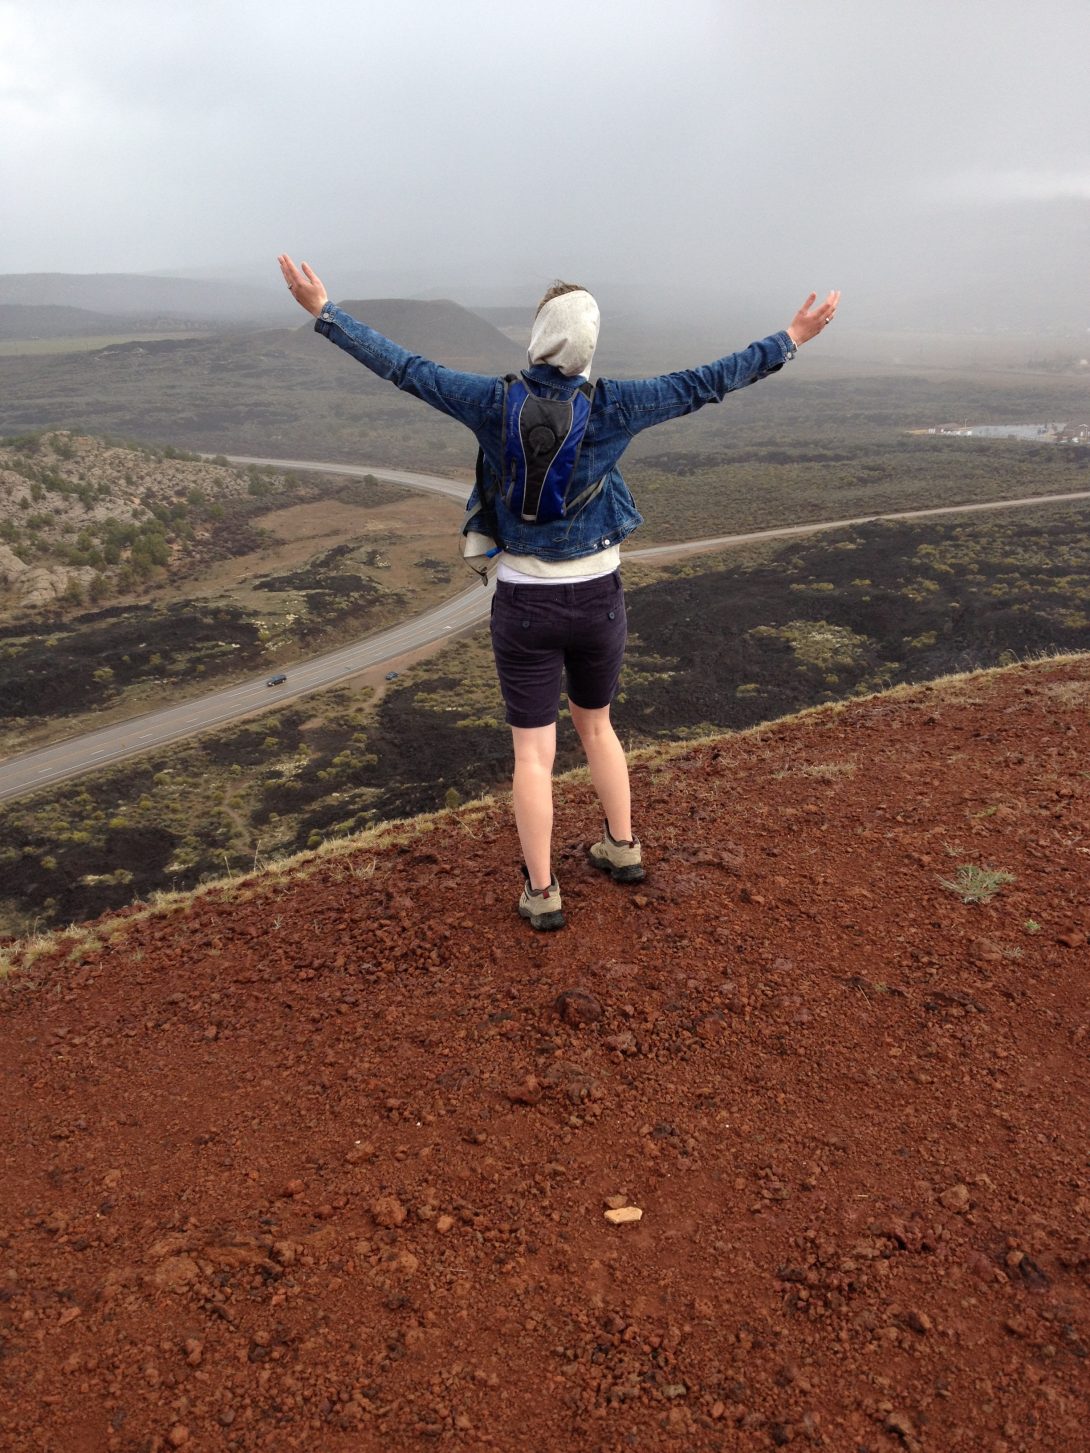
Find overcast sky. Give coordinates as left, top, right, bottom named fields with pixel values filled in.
left=3, top=0, right=1089, bottom=326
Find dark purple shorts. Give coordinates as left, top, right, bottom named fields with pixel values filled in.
left=490, top=571, right=628, bottom=728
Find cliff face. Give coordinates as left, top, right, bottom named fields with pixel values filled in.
left=2, top=656, right=1089, bottom=1451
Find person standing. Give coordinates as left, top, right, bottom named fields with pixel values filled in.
left=278, top=254, right=838, bottom=929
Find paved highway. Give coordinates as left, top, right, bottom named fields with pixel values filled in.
left=0, top=583, right=491, bottom=802
left=1, top=456, right=1088, bottom=804
left=223, top=455, right=469, bottom=502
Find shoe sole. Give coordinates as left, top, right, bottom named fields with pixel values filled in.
left=518, top=902, right=565, bottom=931
left=589, top=854, right=646, bottom=884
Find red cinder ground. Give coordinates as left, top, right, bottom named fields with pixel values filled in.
left=2, top=657, right=1089, bottom=1453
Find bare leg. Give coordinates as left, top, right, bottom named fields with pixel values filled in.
left=569, top=702, right=632, bottom=841
left=511, top=723, right=557, bottom=889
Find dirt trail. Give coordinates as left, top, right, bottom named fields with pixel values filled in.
left=2, top=656, right=1089, bottom=1452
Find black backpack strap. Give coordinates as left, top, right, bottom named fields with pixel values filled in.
left=470, top=374, right=519, bottom=556
left=472, top=442, right=503, bottom=552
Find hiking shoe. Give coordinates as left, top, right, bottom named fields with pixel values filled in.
left=518, top=870, right=565, bottom=931
left=588, top=823, right=645, bottom=883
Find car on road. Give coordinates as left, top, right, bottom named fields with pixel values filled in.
left=384, top=671, right=399, bottom=681
left=266, top=674, right=287, bottom=687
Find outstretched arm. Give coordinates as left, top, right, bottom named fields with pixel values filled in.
left=275, top=253, right=498, bottom=431
left=604, top=288, right=841, bottom=435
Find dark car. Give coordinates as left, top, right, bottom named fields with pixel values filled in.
left=384, top=671, right=399, bottom=681
left=266, top=674, right=287, bottom=687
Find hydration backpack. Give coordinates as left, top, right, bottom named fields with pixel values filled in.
left=499, top=374, right=597, bottom=525
left=477, top=373, right=597, bottom=524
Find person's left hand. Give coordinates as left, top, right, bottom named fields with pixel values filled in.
left=277, top=254, right=329, bottom=317
left=786, top=289, right=841, bottom=346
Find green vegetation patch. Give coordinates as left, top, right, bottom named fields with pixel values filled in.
left=621, top=505, right=1090, bottom=737
left=0, top=600, right=264, bottom=719
left=939, top=863, right=1017, bottom=904
left=0, top=702, right=317, bottom=934
left=749, top=620, right=872, bottom=672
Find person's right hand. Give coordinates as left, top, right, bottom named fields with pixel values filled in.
left=277, top=254, right=329, bottom=317
left=786, top=290, right=840, bottom=347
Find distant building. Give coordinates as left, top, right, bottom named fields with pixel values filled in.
left=926, top=420, right=1083, bottom=443
left=963, top=424, right=1052, bottom=440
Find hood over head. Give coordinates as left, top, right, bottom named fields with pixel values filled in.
left=527, top=289, right=600, bottom=378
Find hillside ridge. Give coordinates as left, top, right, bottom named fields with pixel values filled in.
left=0, top=272, right=283, bottom=321
left=313, top=296, right=524, bottom=370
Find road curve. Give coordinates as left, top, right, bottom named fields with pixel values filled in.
left=0, top=585, right=491, bottom=803
left=2, top=458, right=1089, bottom=803
left=630, top=487, right=1090, bottom=560
left=220, top=455, right=469, bottom=502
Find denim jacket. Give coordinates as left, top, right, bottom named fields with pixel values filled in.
left=314, top=301, right=796, bottom=562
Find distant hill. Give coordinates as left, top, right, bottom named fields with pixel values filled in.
left=302, top=297, right=524, bottom=371
left=0, top=273, right=284, bottom=323
left=470, top=304, right=531, bottom=328
left=0, top=303, right=201, bottom=341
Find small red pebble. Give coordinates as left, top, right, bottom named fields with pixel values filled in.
left=282, top=1179, right=306, bottom=1198
left=371, top=1195, right=407, bottom=1228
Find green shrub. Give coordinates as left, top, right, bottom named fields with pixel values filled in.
left=938, top=864, right=1016, bottom=904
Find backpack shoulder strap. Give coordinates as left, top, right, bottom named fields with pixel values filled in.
left=470, top=374, right=521, bottom=554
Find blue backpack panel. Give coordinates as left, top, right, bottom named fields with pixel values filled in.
left=499, top=376, right=597, bottom=524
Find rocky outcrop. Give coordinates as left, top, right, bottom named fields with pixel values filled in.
left=0, top=545, right=95, bottom=607
left=0, top=542, right=30, bottom=584
left=16, top=564, right=98, bottom=607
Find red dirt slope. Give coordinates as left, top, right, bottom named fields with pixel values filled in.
left=2, top=656, right=1089, bottom=1453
